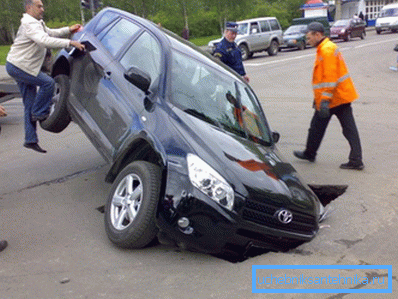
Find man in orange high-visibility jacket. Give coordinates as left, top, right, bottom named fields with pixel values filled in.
left=294, top=22, right=364, bottom=170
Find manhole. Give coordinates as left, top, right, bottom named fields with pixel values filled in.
left=308, top=184, right=348, bottom=206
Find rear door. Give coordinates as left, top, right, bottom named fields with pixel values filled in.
left=86, top=21, right=163, bottom=154
left=258, top=20, right=271, bottom=49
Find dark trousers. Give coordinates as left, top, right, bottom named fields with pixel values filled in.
left=304, top=103, right=362, bottom=162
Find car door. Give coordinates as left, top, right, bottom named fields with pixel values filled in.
left=86, top=24, right=163, bottom=154
left=70, top=17, right=144, bottom=157
left=258, top=20, right=271, bottom=50
left=248, top=21, right=263, bottom=51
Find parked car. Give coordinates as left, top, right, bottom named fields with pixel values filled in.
left=292, top=16, right=330, bottom=37
left=42, top=7, right=322, bottom=257
left=330, top=19, right=366, bottom=41
left=281, top=24, right=308, bottom=50
left=207, top=17, right=283, bottom=60
left=375, top=3, right=398, bottom=34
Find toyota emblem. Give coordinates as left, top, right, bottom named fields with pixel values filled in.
left=276, top=209, right=293, bottom=224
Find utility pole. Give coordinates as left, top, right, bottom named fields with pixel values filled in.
left=335, top=0, right=342, bottom=20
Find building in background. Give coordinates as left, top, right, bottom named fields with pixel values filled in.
left=301, top=0, right=398, bottom=25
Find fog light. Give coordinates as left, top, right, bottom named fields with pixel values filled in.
left=178, top=217, right=190, bottom=228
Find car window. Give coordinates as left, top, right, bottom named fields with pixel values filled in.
left=259, top=21, right=270, bottom=32
left=94, top=12, right=119, bottom=35
left=269, top=19, right=280, bottom=31
left=120, top=32, right=161, bottom=87
left=250, top=22, right=260, bottom=34
left=171, top=51, right=271, bottom=144
left=285, top=25, right=307, bottom=34
left=99, top=18, right=141, bottom=57
left=237, top=23, right=249, bottom=35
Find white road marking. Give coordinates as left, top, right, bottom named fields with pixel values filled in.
left=245, top=37, right=398, bottom=67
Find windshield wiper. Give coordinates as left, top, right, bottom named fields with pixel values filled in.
left=183, top=108, right=221, bottom=127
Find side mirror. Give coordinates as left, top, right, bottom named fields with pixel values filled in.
left=124, top=66, right=151, bottom=94
left=272, top=131, right=280, bottom=143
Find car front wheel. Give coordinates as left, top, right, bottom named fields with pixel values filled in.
left=297, top=41, right=305, bottom=50
left=40, top=74, right=71, bottom=133
left=267, top=40, right=279, bottom=56
left=360, top=31, right=365, bottom=39
left=105, top=161, right=161, bottom=249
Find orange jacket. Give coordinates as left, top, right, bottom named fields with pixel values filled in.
left=312, top=38, right=358, bottom=110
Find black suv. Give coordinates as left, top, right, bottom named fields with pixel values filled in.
left=42, top=8, right=322, bottom=256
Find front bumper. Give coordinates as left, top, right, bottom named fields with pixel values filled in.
left=376, top=23, right=398, bottom=31
left=281, top=39, right=303, bottom=49
left=157, top=164, right=319, bottom=255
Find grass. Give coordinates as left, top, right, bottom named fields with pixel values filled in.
left=0, top=34, right=220, bottom=65
left=188, top=35, right=220, bottom=47
left=0, top=45, right=10, bottom=65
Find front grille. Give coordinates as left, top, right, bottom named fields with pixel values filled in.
left=242, top=198, right=317, bottom=234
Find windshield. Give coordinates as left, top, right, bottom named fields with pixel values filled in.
left=333, top=19, right=350, bottom=26
left=285, top=25, right=307, bottom=34
left=237, top=23, right=249, bottom=35
left=170, top=51, right=272, bottom=144
left=380, top=8, right=398, bottom=17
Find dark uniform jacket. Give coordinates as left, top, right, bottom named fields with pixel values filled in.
left=214, top=37, right=246, bottom=76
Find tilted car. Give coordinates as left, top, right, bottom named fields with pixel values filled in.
left=42, top=7, right=322, bottom=256
left=330, top=19, right=366, bottom=42
left=281, top=24, right=308, bottom=50
left=207, top=17, right=283, bottom=60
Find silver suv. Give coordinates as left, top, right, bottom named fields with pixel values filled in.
left=208, top=17, right=283, bottom=60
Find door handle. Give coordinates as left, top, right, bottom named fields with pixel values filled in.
left=104, top=71, right=111, bottom=80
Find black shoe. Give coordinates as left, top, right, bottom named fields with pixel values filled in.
left=23, top=142, right=47, bottom=153
left=31, top=114, right=49, bottom=122
left=340, top=161, right=364, bottom=170
left=293, top=150, right=316, bottom=162
left=0, top=240, right=7, bottom=252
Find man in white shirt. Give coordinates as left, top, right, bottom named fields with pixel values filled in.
left=6, top=0, right=85, bottom=153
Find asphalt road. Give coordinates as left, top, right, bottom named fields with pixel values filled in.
left=0, top=30, right=397, bottom=298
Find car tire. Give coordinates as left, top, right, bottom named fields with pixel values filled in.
left=40, top=74, right=71, bottom=133
left=105, top=161, right=161, bottom=249
left=376, top=29, right=381, bottom=34
left=360, top=31, right=365, bottom=39
left=239, top=44, right=250, bottom=61
left=344, top=34, right=350, bottom=42
left=267, top=40, right=279, bottom=56
left=297, top=41, right=305, bottom=50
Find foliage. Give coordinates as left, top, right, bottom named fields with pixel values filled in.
left=0, top=45, right=11, bottom=65
left=0, top=0, right=305, bottom=45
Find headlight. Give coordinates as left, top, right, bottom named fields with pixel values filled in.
left=187, top=154, right=234, bottom=210
left=341, top=29, right=346, bottom=33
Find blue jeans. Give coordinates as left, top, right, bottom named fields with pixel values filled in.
left=6, top=62, right=55, bottom=143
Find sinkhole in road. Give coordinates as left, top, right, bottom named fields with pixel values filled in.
left=95, top=185, right=347, bottom=263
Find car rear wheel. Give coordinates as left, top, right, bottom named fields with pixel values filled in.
left=239, top=44, right=250, bottom=61
left=267, top=40, right=279, bottom=56
left=105, top=161, right=161, bottom=249
left=40, top=74, right=71, bottom=133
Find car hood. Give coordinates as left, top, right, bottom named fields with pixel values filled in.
left=331, top=26, right=348, bottom=30
left=283, top=33, right=304, bottom=39
left=376, top=17, right=398, bottom=24
left=169, top=107, right=320, bottom=213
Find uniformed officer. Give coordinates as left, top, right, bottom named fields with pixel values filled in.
left=214, top=22, right=250, bottom=83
